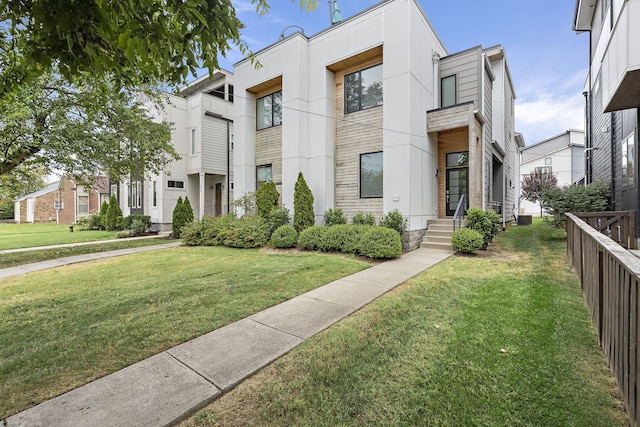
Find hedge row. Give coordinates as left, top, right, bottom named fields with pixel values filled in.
left=182, top=215, right=402, bottom=259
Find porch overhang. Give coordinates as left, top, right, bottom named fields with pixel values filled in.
left=427, top=102, right=476, bottom=133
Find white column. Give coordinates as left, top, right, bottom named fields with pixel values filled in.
left=199, top=172, right=205, bottom=220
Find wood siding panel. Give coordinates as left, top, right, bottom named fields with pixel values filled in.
left=334, top=57, right=383, bottom=220
left=439, top=48, right=481, bottom=107
left=256, top=125, right=283, bottom=196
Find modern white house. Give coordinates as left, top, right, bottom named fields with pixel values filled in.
left=234, top=0, right=523, bottom=248
left=520, top=129, right=585, bottom=216
left=574, top=0, right=639, bottom=236
left=112, top=70, right=235, bottom=231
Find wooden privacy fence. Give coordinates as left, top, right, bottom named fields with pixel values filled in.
left=567, top=213, right=640, bottom=426
left=574, top=211, right=636, bottom=249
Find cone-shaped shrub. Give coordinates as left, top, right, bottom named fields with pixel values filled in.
left=105, top=195, right=123, bottom=231
left=294, top=172, right=315, bottom=232
left=256, top=181, right=280, bottom=219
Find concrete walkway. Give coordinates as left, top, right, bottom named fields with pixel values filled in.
left=4, top=246, right=453, bottom=427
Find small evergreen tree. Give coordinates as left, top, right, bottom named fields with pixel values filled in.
left=183, top=196, right=195, bottom=223
left=98, top=200, right=109, bottom=229
left=255, top=181, right=279, bottom=218
left=172, top=196, right=185, bottom=237
left=105, top=195, right=123, bottom=231
left=293, top=172, right=315, bottom=232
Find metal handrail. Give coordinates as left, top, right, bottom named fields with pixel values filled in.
left=452, top=194, right=466, bottom=232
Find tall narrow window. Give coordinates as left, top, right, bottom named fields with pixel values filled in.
left=345, top=64, right=383, bottom=114
left=256, top=91, right=282, bottom=130
left=78, top=196, right=89, bottom=214
left=441, top=75, right=456, bottom=108
left=622, top=132, right=635, bottom=188
left=153, top=181, right=157, bottom=207
left=191, top=128, right=196, bottom=155
left=256, top=164, right=272, bottom=188
left=360, top=152, right=383, bottom=198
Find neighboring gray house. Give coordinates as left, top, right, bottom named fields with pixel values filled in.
left=520, top=129, right=585, bottom=215
left=574, top=0, right=639, bottom=237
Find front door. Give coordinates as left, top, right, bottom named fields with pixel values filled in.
left=446, top=168, right=468, bottom=216
left=215, top=183, right=222, bottom=217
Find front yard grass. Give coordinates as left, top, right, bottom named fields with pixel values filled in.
left=182, top=220, right=628, bottom=426
left=0, top=247, right=370, bottom=419
left=0, top=238, right=177, bottom=269
left=0, top=223, right=120, bottom=250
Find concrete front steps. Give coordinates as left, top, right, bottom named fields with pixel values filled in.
left=420, top=218, right=464, bottom=251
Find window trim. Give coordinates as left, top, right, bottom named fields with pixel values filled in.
left=256, top=90, right=282, bottom=131
left=167, top=180, right=184, bottom=189
left=359, top=151, right=383, bottom=199
left=441, top=74, right=457, bottom=108
left=344, top=63, right=383, bottom=114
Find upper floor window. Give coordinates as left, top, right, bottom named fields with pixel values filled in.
left=257, top=91, right=282, bottom=130
left=544, top=157, right=552, bottom=165
left=191, top=128, right=196, bottom=155
left=441, top=75, right=456, bottom=108
left=345, top=64, right=383, bottom=114
left=622, top=132, right=635, bottom=189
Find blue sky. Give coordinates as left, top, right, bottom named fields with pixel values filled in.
left=217, top=0, right=589, bottom=146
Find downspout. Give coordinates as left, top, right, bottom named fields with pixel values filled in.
left=227, top=120, right=230, bottom=214
left=610, top=112, right=616, bottom=209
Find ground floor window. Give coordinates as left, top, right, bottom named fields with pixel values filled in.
left=257, top=164, right=272, bottom=188
left=78, top=196, right=89, bottom=214
left=622, top=132, right=635, bottom=188
left=128, top=181, right=142, bottom=208
left=360, top=152, right=383, bottom=198
left=168, top=180, right=184, bottom=189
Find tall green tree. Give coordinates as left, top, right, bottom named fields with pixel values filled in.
left=293, top=172, right=315, bottom=232
left=0, top=165, right=44, bottom=219
left=0, top=0, right=316, bottom=96
left=0, top=73, right=177, bottom=179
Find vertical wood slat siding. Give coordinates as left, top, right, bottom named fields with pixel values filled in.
left=567, top=213, right=640, bottom=426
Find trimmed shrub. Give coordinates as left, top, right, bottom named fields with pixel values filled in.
left=76, top=213, right=103, bottom=230
left=379, top=209, right=407, bottom=236
left=256, top=181, right=280, bottom=219
left=220, top=215, right=269, bottom=248
left=352, top=211, right=377, bottom=226
left=358, top=227, right=402, bottom=259
left=542, top=181, right=610, bottom=228
left=172, top=196, right=194, bottom=238
left=201, top=214, right=237, bottom=246
left=121, top=214, right=152, bottom=231
left=181, top=217, right=213, bottom=246
left=105, top=194, right=123, bottom=231
left=270, top=225, right=298, bottom=248
left=320, top=224, right=372, bottom=253
left=465, top=208, right=501, bottom=249
left=298, top=226, right=328, bottom=251
left=268, top=207, right=290, bottom=235
left=323, top=208, right=347, bottom=226
left=451, top=228, right=483, bottom=253
left=293, top=172, right=315, bottom=232
left=129, top=218, right=147, bottom=236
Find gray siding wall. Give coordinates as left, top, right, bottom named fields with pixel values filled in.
left=439, top=48, right=482, bottom=107
left=202, top=116, right=230, bottom=175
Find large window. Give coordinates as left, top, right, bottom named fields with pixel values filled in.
left=257, top=164, right=272, bottom=188
left=256, top=91, right=282, bottom=130
left=441, top=75, right=456, bottom=108
left=360, top=152, right=383, bottom=198
left=622, top=132, right=635, bottom=188
left=345, top=64, right=383, bottom=114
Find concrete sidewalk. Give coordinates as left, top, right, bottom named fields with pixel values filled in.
left=5, top=247, right=453, bottom=427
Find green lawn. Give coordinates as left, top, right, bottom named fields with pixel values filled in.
left=0, top=223, right=119, bottom=250
left=0, top=238, right=177, bottom=269
left=0, top=247, right=370, bottom=419
left=182, top=221, right=628, bottom=426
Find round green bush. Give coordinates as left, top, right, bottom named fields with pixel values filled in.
left=221, top=215, right=269, bottom=248
left=268, top=207, right=290, bottom=235
left=358, top=227, right=402, bottom=259
left=379, top=209, right=407, bottom=236
left=466, top=208, right=501, bottom=249
left=320, top=224, right=372, bottom=253
left=451, top=227, right=483, bottom=253
left=270, top=225, right=298, bottom=248
left=297, top=226, right=328, bottom=251
left=322, top=208, right=347, bottom=226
